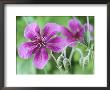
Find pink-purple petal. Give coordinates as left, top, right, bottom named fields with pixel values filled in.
left=18, top=42, right=36, bottom=59
left=68, top=18, right=82, bottom=33
left=24, top=23, right=40, bottom=40
left=33, top=48, right=49, bottom=69
left=43, top=23, right=61, bottom=41
left=60, top=26, right=73, bottom=38
left=47, top=37, right=70, bottom=52
left=47, top=36, right=63, bottom=43
left=83, top=23, right=94, bottom=32
left=66, top=38, right=77, bottom=47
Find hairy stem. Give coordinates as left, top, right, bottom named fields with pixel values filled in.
left=23, top=16, right=28, bottom=25
left=64, top=48, right=66, bottom=58
left=50, top=52, right=62, bottom=71
left=69, top=47, right=74, bottom=60
left=87, top=16, right=89, bottom=31
left=75, top=48, right=83, bottom=65
left=69, top=47, right=74, bottom=67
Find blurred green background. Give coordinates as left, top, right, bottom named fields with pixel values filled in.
left=16, top=16, right=94, bottom=74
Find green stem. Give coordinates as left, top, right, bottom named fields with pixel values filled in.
left=85, top=48, right=91, bottom=62
left=64, top=48, right=66, bottom=58
left=75, top=48, right=83, bottom=65
left=50, top=52, right=62, bottom=71
left=81, top=48, right=91, bottom=70
left=86, top=16, right=90, bottom=47
left=87, top=16, right=89, bottom=31
left=51, top=53, right=57, bottom=63
left=23, top=16, right=28, bottom=25
left=69, top=47, right=74, bottom=67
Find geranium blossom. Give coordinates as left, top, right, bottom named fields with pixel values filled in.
left=18, top=23, right=69, bottom=69
left=83, top=23, right=93, bottom=32
left=60, top=17, right=93, bottom=46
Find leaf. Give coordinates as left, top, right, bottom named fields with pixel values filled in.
left=75, top=48, right=83, bottom=64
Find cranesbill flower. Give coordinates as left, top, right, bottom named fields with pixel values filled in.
left=83, top=23, right=93, bottom=32
left=60, top=17, right=84, bottom=46
left=83, top=23, right=94, bottom=41
left=18, top=23, right=68, bottom=69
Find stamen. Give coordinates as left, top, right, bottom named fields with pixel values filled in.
left=34, top=42, right=37, bottom=45
left=42, top=42, right=45, bottom=46
left=39, top=43, right=42, bottom=48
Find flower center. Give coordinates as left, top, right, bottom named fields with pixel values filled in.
left=33, top=37, right=46, bottom=47
left=74, top=32, right=80, bottom=40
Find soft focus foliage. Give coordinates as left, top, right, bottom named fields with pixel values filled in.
left=16, top=16, right=94, bottom=74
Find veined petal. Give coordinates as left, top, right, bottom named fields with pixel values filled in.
left=24, top=23, right=40, bottom=40
left=66, top=38, right=77, bottom=47
left=47, top=36, right=63, bottom=43
left=68, top=18, right=82, bottom=33
left=18, top=42, right=37, bottom=59
left=43, top=23, right=61, bottom=41
left=47, top=37, right=70, bottom=52
left=33, top=48, right=49, bottom=69
left=59, top=26, right=73, bottom=38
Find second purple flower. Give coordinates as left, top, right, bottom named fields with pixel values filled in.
left=60, top=17, right=93, bottom=46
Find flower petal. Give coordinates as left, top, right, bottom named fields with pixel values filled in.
left=43, top=23, right=61, bottom=41
left=18, top=42, right=37, bottom=59
left=33, top=48, right=49, bottom=69
left=68, top=18, right=82, bottom=33
left=47, top=37, right=70, bottom=52
left=24, top=23, right=40, bottom=40
left=59, top=26, right=73, bottom=38
left=66, top=38, right=77, bottom=47
left=83, top=23, right=94, bottom=32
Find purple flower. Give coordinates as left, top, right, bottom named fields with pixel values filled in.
left=18, top=23, right=68, bottom=69
left=60, top=17, right=84, bottom=46
left=83, top=23, right=94, bottom=32
left=84, top=23, right=94, bottom=41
